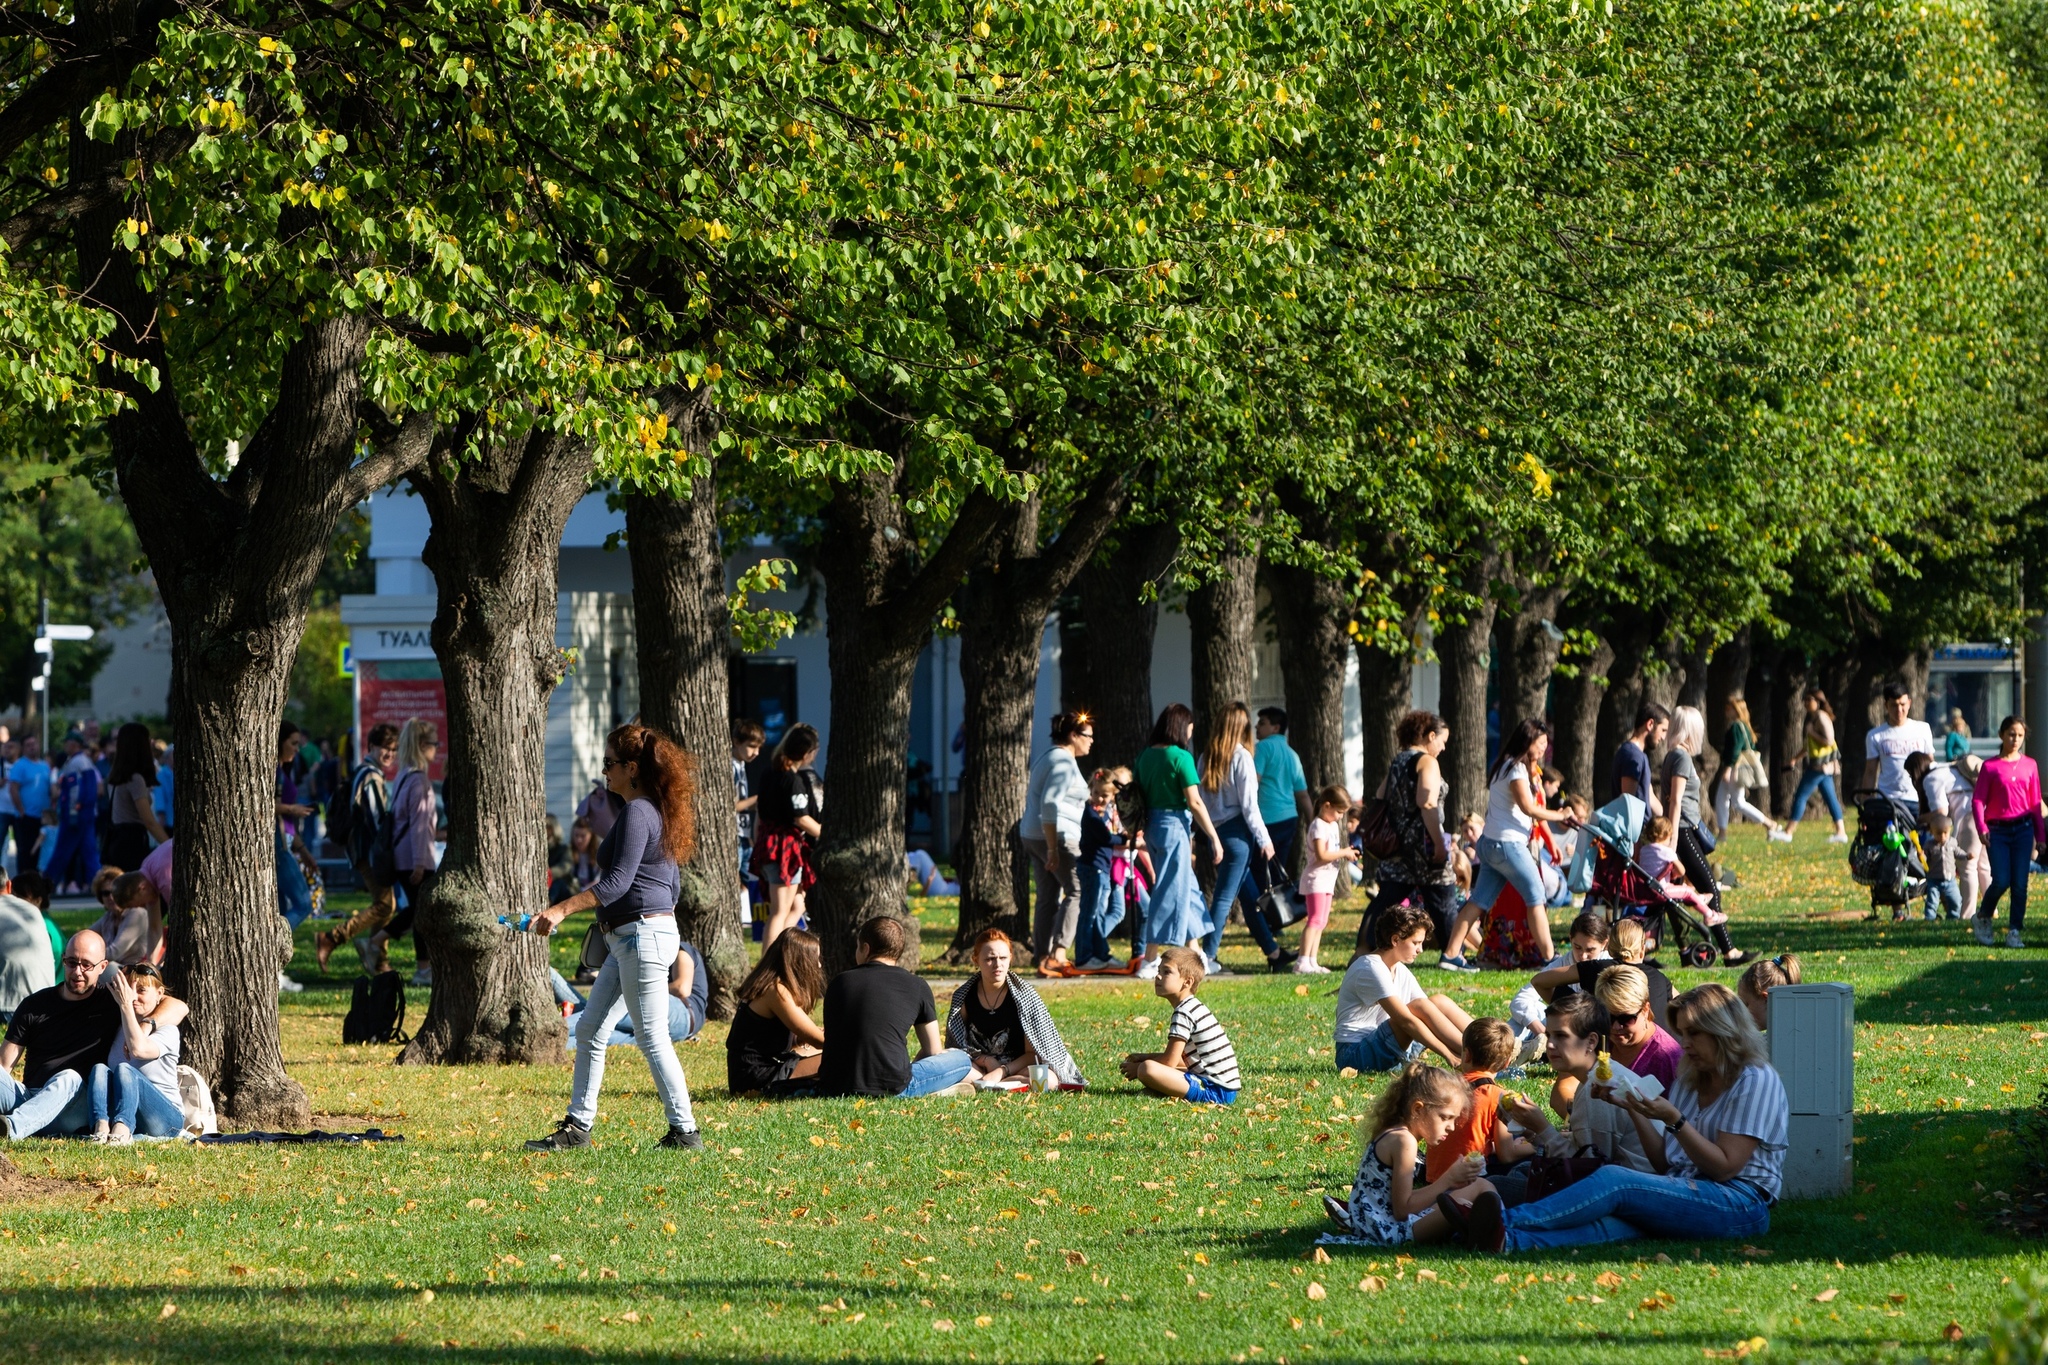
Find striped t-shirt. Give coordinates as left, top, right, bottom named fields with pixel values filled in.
left=1170, top=996, right=1242, bottom=1092
left=1663, top=1063, right=1788, bottom=1200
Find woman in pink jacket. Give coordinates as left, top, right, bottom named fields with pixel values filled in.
left=1972, top=715, right=2041, bottom=949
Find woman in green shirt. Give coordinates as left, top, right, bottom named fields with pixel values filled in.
left=1133, top=704, right=1225, bottom=981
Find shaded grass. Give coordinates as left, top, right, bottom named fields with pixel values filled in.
left=10, top=828, right=2047, bottom=1363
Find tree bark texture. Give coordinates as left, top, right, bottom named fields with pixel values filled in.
left=1495, top=571, right=1567, bottom=737
left=1438, top=550, right=1503, bottom=820
left=1073, top=523, right=1180, bottom=769
left=1550, top=636, right=1614, bottom=803
left=1769, top=648, right=1813, bottom=818
left=1594, top=629, right=1650, bottom=804
left=1055, top=592, right=1095, bottom=718
left=1356, top=633, right=1414, bottom=800
left=811, top=462, right=1016, bottom=977
left=1643, top=636, right=1688, bottom=715
left=1188, top=546, right=1259, bottom=749
left=81, top=91, right=432, bottom=1117
left=951, top=478, right=1125, bottom=958
left=398, top=431, right=590, bottom=1066
left=624, top=397, right=747, bottom=1019
left=1701, top=631, right=1753, bottom=801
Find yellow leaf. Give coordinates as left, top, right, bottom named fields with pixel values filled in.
left=974, top=1315, right=993, bottom=1328
left=1359, top=1276, right=1387, bottom=1293
left=1595, top=1271, right=1625, bottom=1291
left=932, top=1319, right=955, bottom=1333
left=1310, top=1248, right=1332, bottom=1265
left=1306, top=1282, right=1326, bottom=1301
left=159, top=1302, right=177, bottom=1320
left=1813, top=1288, right=1839, bottom=1303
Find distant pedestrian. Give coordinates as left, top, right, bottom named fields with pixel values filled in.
left=1972, top=715, right=2039, bottom=950
left=383, top=718, right=440, bottom=986
left=1020, top=713, right=1093, bottom=973
left=1782, top=688, right=1848, bottom=844
left=1665, top=706, right=1747, bottom=966
left=102, top=724, right=169, bottom=873
left=318, top=723, right=399, bottom=974
left=1944, top=709, right=1973, bottom=762
left=1713, top=701, right=1788, bottom=842
left=1611, top=705, right=1669, bottom=816
left=1862, top=682, right=1934, bottom=818
left=4, top=737, right=48, bottom=872
left=1356, top=710, right=1470, bottom=971
left=751, top=723, right=823, bottom=946
left=45, top=731, right=101, bottom=894
left=1195, top=702, right=1286, bottom=976
left=1132, top=705, right=1226, bottom=980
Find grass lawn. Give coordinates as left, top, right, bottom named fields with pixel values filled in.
left=3, top=828, right=2044, bottom=1363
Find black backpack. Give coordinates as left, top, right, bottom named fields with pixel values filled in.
left=343, top=971, right=410, bottom=1045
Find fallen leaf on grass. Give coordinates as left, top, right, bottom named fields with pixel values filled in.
left=1310, top=1248, right=1331, bottom=1265
left=974, top=1316, right=993, bottom=1328
left=159, top=1302, right=177, bottom=1320
left=1701, top=1337, right=1768, bottom=1360
left=1295, top=985, right=1311, bottom=997
left=1358, top=1276, right=1387, bottom=1293
left=418, top=1289, right=435, bottom=1304
left=932, top=1320, right=955, bottom=1333
left=1812, top=1288, right=1839, bottom=1303
left=1306, top=1282, right=1326, bottom=1301
left=1495, top=1273, right=1514, bottom=1284
left=1595, top=1271, right=1625, bottom=1291
left=620, top=1311, right=640, bottom=1324
left=1944, top=1321, right=1964, bottom=1342
left=1415, top=1269, right=1438, bottom=1283
left=1888, top=1293, right=1906, bottom=1304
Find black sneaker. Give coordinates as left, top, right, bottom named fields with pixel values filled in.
left=657, top=1126, right=704, bottom=1151
left=523, top=1119, right=592, bottom=1152
left=1267, top=948, right=1300, bottom=974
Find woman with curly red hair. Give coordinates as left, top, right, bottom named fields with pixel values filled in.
left=528, top=723, right=702, bottom=1152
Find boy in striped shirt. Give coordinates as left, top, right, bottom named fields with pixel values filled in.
left=1121, top=946, right=1242, bottom=1104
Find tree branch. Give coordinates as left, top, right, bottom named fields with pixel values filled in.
left=0, top=127, right=194, bottom=252
left=342, top=408, right=438, bottom=503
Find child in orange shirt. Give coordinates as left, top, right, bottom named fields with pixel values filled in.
left=1423, top=1018, right=1536, bottom=1184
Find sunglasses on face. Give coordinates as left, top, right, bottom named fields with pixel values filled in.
left=62, top=957, right=103, bottom=971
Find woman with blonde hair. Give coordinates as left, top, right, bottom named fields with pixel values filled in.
left=1783, top=688, right=1848, bottom=844
left=1195, top=702, right=1284, bottom=975
left=1662, top=705, right=1747, bottom=965
left=1713, top=699, right=1788, bottom=842
left=1458, top=982, right=1787, bottom=1253
left=529, top=722, right=703, bottom=1151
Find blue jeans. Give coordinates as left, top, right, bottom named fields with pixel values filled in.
left=0, top=1068, right=91, bottom=1138
left=1501, top=1165, right=1772, bottom=1251
left=567, top=915, right=697, bottom=1133
left=1924, top=876, right=1962, bottom=920
left=1074, top=861, right=1120, bottom=964
left=276, top=828, right=314, bottom=930
left=555, top=956, right=704, bottom=1044
left=1472, top=835, right=1545, bottom=913
left=898, top=1050, right=975, bottom=1098
left=95, top=1063, right=184, bottom=1136
left=1202, top=817, right=1259, bottom=961
left=1982, top=820, right=2033, bottom=932
left=1144, top=809, right=1200, bottom=949
left=1790, top=769, right=1843, bottom=823
left=1335, top=1020, right=1421, bottom=1073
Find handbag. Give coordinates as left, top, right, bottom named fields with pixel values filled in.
left=1258, top=858, right=1307, bottom=934
left=1523, top=1147, right=1607, bottom=1202
left=1357, top=798, right=1401, bottom=859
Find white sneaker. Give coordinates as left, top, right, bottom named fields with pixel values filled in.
left=277, top=971, right=304, bottom=993
left=1769, top=828, right=1793, bottom=844
left=2007, top=929, right=2026, bottom=950
left=1292, top=960, right=1330, bottom=975
left=1134, top=957, right=1160, bottom=980
left=1975, top=916, right=1997, bottom=947
left=1827, top=833, right=1850, bottom=845
left=1204, top=958, right=1232, bottom=977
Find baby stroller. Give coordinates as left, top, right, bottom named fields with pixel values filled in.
left=1577, top=804, right=1720, bottom=969
left=1848, top=789, right=1924, bottom=912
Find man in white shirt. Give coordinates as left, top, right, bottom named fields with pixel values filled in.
left=1862, top=682, right=1935, bottom=813
left=1018, top=714, right=1093, bottom=971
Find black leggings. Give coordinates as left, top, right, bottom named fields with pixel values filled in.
left=1675, top=823, right=1734, bottom=954
left=1355, top=877, right=1460, bottom=956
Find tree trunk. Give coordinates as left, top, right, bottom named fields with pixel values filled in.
left=951, top=477, right=1126, bottom=958
left=1595, top=630, right=1650, bottom=804
left=810, top=462, right=1016, bottom=977
left=1495, top=575, right=1566, bottom=736
left=1262, top=556, right=1353, bottom=792
left=1356, top=633, right=1414, bottom=800
left=398, top=431, right=589, bottom=1066
left=1643, top=635, right=1688, bottom=715
left=1075, top=523, right=1180, bottom=769
left=1438, top=550, right=1502, bottom=820
left=1188, top=546, right=1259, bottom=747
left=1550, top=636, right=1613, bottom=803
left=624, top=396, right=747, bottom=1019
left=1056, top=591, right=1095, bottom=717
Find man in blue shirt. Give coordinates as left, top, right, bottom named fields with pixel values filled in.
left=1252, top=708, right=1312, bottom=866
left=5, top=737, right=51, bottom=875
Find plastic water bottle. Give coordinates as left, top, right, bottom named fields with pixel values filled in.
left=498, top=913, right=533, bottom=932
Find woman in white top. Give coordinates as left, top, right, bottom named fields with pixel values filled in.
left=1460, top=982, right=1787, bottom=1253
left=1195, top=703, right=1284, bottom=975
left=1469, top=718, right=1578, bottom=960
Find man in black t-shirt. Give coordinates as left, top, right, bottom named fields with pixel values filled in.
left=1, top=928, right=119, bottom=1138
left=818, top=918, right=974, bottom=1098
left=1611, top=704, right=1670, bottom=815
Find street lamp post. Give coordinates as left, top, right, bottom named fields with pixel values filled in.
left=32, top=593, right=96, bottom=753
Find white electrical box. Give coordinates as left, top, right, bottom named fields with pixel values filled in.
left=1770, top=983, right=1855, bottom=1200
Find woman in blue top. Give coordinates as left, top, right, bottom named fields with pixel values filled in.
left=528, top=723, right=702, bottom=1152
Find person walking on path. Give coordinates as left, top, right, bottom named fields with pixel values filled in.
left=1862, top=682, right=1935, bottom=818
left=1713, top=701, right=1789, bottom=842
left=1470, top=718, right=1578, bottom=964
left=366, top=718, right=439, bottom=985
left=1356, top=710, right=1471, bottom=970
left=751, top=724, right=823, bottom=947
left=1971, top=715, right=2041, bottom=950
left=527, top=723, right=704, bottom=1151
left=1665, top=706, right=1749, bottom=966
left=1019, top=713, right=1093, bottom=973
left=317, top=723, right=399, bottom=973
left=1196, top=702, right=1291, bottom=975
left=1782, top=688, right=1849, bottom=843
left=1251, top=708, right=1312, bottom=869
left=1134, top=704, right=1226, bottom=981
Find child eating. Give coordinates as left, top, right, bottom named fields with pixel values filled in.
left=1295, top=785, right=1358, bottom=975
left=1119, top=947, right=1242, bottom=1104
left=1319, top=1060, right=1490, bottom=1246
left=1424, top=1019, right=1536, bottom=1186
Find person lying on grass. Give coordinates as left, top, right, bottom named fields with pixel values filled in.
left=945, top=929, right=1084, bottom=1088
left=726, top=928, right=827, bottom=1097
left=1490, top=992, right=1660, bottom=1205
left=1455, top=982, right=1788, bottom=1253
left=1595, top=964, right=1682, bottom=1093
left=1119, top=947, right=1241, bottom=1105
left=1317, top=1059, right=1490, bottom=1246
left=1333, top=903, right=1472, bottom=1072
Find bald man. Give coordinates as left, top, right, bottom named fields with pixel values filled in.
left=1, top=928, right=120, bottom=1138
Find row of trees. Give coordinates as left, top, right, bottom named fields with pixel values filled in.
left=1, top=0, right=2043, bottom=1118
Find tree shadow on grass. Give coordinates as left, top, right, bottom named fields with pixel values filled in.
left=1847, top=957, right=2045, bottom=1025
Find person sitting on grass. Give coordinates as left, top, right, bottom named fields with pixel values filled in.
left=1318, top=1059, right=1489, bottom=1245
left=1119, top=946, right=1242, bottom=1105
left=88, top=961, right=185, bottom=1144
left=1736, top=954, right=1801, bottom=1031
left=725, top=928, right=827, bottom=1096
left=1493, top=993, right=1660, bottom=1205
left=1595, top=965, right=1682, bottom=1092
left=945, top=929, right=1084, bottom=1089
left=817, top=916, right=975, bottom=1099
left=86, top=865, right=162, bottom=969
left=1457, top=983, right=1787, bottom=1253
left=1422, top=1019, right=1536, bottom=1189
left=0, top=868, right=55, bottom=1022
left=1510, top=912, right=1611, bottom=1062
left=1530, top=916, right=1673, bottom=1027
left=566, top=941, right=708, bottom=1049
left=7, top=871, right=64, bottom=986
left=1333, top=904, right=1472, bottom=1072
left=0, top=929, right=119, bottom=1139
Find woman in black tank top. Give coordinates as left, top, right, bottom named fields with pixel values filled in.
left=725, top=929, right=827, bottom=1095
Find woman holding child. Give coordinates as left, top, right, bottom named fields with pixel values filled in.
left=944, top=929, right=1084, bottom=1087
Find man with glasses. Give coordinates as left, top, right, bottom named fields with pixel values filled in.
left=1, top=929, right=121, bottom=1138
left=317, top=724, right=401, bottom=974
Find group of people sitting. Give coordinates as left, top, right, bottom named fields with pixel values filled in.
left=1, top=927, right=195, bottom=1143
